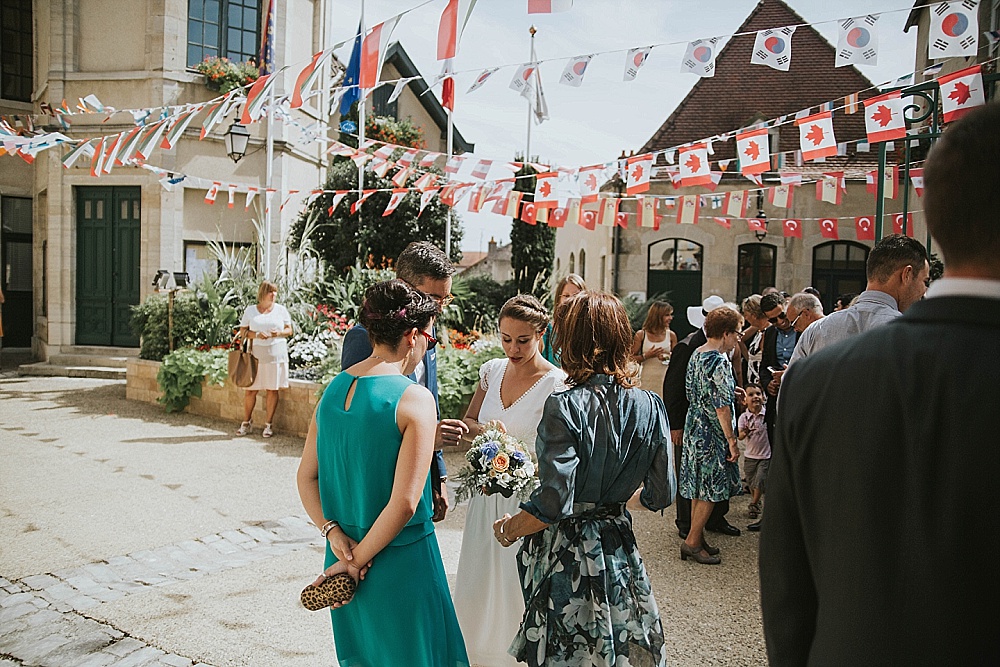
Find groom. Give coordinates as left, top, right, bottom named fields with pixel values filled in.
left=341, top=241, right=468, bottom=521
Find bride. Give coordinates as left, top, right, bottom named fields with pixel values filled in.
left=453, top=294, right=567, bottom=666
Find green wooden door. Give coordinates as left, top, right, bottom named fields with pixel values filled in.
left=76, top=187, right=141, bottom=347
left=647, top=238, right=704, bottom=339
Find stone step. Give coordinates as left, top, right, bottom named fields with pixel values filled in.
left=62, top=345, right=139, bottom=358
left=17, top=362, right=126, bottom=380
left=49, top=354, right=130, bottom=368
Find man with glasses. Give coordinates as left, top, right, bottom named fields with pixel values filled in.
left=786, top=234, right=929, bottom=368
left=758, top=292, right=798, bottom=446
left=342, top=241, right=467, bottom=521
left=785, top=292, right=824, bottom=336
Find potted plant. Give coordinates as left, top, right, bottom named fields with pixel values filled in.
left=193, top=56, right=259, bottom=93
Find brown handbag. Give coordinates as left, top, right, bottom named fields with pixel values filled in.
left=228, top=334, right=258, bottom=387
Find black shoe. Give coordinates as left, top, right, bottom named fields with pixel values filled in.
left=747, top=521, right=761, bottom=532
left=678, top=529, right=689, bottom=540
left=706, top=522, right=741, bottom=537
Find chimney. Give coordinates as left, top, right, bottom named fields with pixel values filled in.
left=487, top=237, right=497, bottom=254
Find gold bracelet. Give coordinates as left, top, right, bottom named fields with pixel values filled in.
left=319, top=520, right=338, bottom=538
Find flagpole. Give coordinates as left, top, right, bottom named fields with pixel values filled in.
left=525, top=25, right=536, bottom=161
left=263, top=4, right=277, bottom=279
left=357, top=0, right=366, bottom=255
left=445, top=110, right=453, bottom=256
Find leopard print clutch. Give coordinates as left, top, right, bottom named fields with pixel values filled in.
left=300, top=573, right=356, bottom=611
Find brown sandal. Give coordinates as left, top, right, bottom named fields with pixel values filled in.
left=300, top=573, right=356, bottom=610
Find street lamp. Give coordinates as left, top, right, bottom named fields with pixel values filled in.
left=225, top=122, right=251, bottom=163
left=754, top=189, right=768, bottom=242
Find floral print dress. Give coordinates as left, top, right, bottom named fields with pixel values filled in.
left=679, top=350, right=743, bottom=502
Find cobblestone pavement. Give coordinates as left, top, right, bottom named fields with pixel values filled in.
left=1, top=376, right=767, bottom=666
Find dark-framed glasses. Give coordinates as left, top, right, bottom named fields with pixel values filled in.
left=420, top=330, right=439, bottom=350
left=767, top=311, right=788, bottom=324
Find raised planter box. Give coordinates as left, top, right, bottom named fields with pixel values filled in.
left=126, top=358, right=321, bottom=438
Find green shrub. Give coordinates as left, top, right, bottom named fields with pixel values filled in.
left=130, top=279, right=239, bottom=361
left=156, top=347, right=229, bottom=412
left=436, top=342, right=507, bottom=420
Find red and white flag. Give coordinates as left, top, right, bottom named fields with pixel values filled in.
left=637, top=196, right=658, bottom=227
left=360, top=17, right=401, bottom=89
left=817, top=172, right=846, bottom=204
left=782, top=219, right=802, bottom=238
left=819, top=217, right=840, bottom=239
left=382, top=189, right=408, bottom=216
left=496, top=190, right=522, bottom=217
left=578, top=165, right=603, bottom=203
left=614, top=211, right=629, bottom=229
left=909, top=168, right=924, bottom=197
left=855, top=215, right=876, bottom=240
left=204, top=181, right=221, bottom=204
left=227, top=184, right=237, bottom=208
left=751, top=27, right=796, bottom=71
left=681, top=38, right=720, bottom=78
left=548, top=205, right=568, bottom=228
left=414, top=172, right=439, bottom=191
left=391, top=167, right=411, bottom=187
left=893, top=212, right=915, bottom=237
left=736, top=128, right=770, bottom=175
left=939, top=65, right=986, bottom=123
left=598, top=197, right=619, bottom=226
left=327, top=191, right=348, bottom=215
left=509, top=62, right=537, bottom=95
left=466, top=184, right=489, bottom=212
left=869, top=167, right=898, bottom=199
left=747, top=218, right=767, bottom=233
left=437, top=0, right=478, bottom=60
left=351, top=190, right=376, bottom=214
left=444, top=155, right=465, bottom=175
left=528, top=0, right=573, bottom=13
left=679, top=144, right=711, bottom=187
left=768, top=184, right=794, bottom=209
left=705, top=172, right=723, bottom=192
left=291, top=49, right=331, bottom=109
left=677, top=195, right=700, bottom=224
left=796, top=111, right=837, bottom=161
left=519, top=201, right=538, bottom=225
left=579, top=204, right=599, bottom=230
left=240, top=74, right=276, bottom=125
left=467, top=68, right=500, bottom=94
left=534, top=171, right=559, bottom=207
left=418, top=152, right=440, bottom=169
left=713, top=216, right=732, bottom=229
left=396, top=149, right=418, bottom=168
left=419, top=189, right=439, bottom=217
left=864, top=91, right=907, bottom=143
left=724, top=190, right=748, bottom=218
left=245, top=187, right=258, bottom=210
left=560, top=54, right=593, bottom=87
left=370, top=158, right=393, bottom=178
left=626, top=154, right=653, bottom=195
left=564, top=198, right=582, bottom=227
left=929, top=0, right=980, bottom=58
left=470, top=159, right=492, bottom=180
left=623, top=47, right=652, bottom=81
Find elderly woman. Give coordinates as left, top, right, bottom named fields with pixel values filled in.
left=493, top=291, right=675, bottom=667
left=541, top=273, right=586, bottom=365
left=296, top=279, right=469, bottom=666
left=679, top=307, right=744, bottom=565
left=236, top=280, right=292, bottom=438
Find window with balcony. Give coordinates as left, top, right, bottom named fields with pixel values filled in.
left=188, top=0, right=261, bottom=67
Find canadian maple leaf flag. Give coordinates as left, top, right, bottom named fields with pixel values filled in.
left=578, top=165, right=603, bottom=203
left=204, top=181, right=221, bottom=204
left=910, top=168, right=924, bottom=197
left=855, top=215, right=876, bottom=240
left=893, top=212, right=915, bottom=237
left=736, top=128, right=770, bottom=175
left=796, top=111, right=838, bottom=161
left=528, top=0, right=573, bottom=13
left=819, top=217, right=840, bottom=239
left=418, top=189, right=439, bottom=218
left=679, top=144, right=711, bottom=187
left=929, top=0, right=980, bottom=58
left=783, top=219, right=803, bottom=238
left=724, top=190, right=748, bottom=217
left=939, top=65, right=986, bottom=123
left=534, top=172, right=559, bottom=207
left=864, top=91, right=907, bottom=143
left=626, top=154, right=653, bottom=195
left=383, top=189, right=408, bottom=217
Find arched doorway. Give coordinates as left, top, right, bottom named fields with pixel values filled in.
left=568, top=252, right=575, bottom=274
left=811, top=241, right=869, bottom=314
left=647, top=238, right=703, bottom=338
left=737, top=243, right=777, bottom=304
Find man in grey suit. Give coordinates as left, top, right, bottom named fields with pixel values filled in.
left=760, top=102, right=1000, bottom=665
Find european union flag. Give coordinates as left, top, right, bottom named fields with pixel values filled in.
left=259, top=0, right=276, bottom=75
left=339, top=23, right=362, bottom=116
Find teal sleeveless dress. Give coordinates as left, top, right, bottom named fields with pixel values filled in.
left=316, top=372, right=469, bottom=667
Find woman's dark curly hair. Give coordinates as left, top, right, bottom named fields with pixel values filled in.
left=359, top=279, right=438, bottom=348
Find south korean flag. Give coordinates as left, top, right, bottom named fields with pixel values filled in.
left=836, top=15, right=879, bottom=67
left=750, top=27, right=796, bottom=72
left=929, top=0, right=979, bottom=58
left=681, top=38, right=720, bottom=78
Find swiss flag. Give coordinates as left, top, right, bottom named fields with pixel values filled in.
left=892, top=212, right=914, bottom=237
left=747, top=218, right=767, bottom=233
left=678, top=144, right=711, bottom=187
left=782, top=219, right=802, bottom=238
left=382, top=189, right=408, bottom=217
left=864, top=91, right=907, bottom=143
left=909, top=168, right=924, bottom=197
left=578, top=164, right=603, bottom=203
left=626, top=153, right=653, bottom=195
left=855, top=215, right=875, bottom=240
left=796, top=111, right=837, bottom=161
left=534, top=171, right=559, bottom=207
left=548, top=206, right=568, bottom=227
left=819, top=217, right=839, bottom=239
left=939, top=65, right=986, bottom=124
left=736, top=127, right=770, bottom=175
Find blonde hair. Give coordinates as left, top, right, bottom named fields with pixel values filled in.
left=555, top=291, right=639, bottom=388
left=257, top=280, right=278, bottom=303
left=641, top=301, right=674, bottom=336
left=554, top=273, right=587, bottom=302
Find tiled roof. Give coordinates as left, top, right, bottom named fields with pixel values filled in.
left=640, top=0, right=879, bottom=164
left=456, top=251, right=487, bottom=268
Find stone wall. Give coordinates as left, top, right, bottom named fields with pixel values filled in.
left=126, top=359, right=320, bottom=438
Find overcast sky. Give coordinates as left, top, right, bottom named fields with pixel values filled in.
left=327, top=1, right=917, bottom=252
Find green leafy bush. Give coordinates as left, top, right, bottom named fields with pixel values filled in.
left=436, top=342, right=507, bottom=420
left=130, top=278, right=239, bottom=361
left=156, top=347, right=229, bottom=412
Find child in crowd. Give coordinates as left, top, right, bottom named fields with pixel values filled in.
left=738, top=384, right=770, bottom=531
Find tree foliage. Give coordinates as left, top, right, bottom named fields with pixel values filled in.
left=509, top=162, right=555, bottom=297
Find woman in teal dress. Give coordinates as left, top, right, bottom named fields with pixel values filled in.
left=297, top=279, right=469, bottom=667
left=541, top=273, right=585, bottom=365
left=492, top=291, right=675, bottom=667
left=679, top=306, right=744, bottom=566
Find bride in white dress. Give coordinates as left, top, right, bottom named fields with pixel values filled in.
left=454, top=295, right=567, bottom=666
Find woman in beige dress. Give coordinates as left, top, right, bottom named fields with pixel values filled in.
left=631, top=300, right=677, bottom=397
left=236, top=280, right=292, bottom=438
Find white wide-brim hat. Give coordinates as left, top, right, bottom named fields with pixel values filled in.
left=687, top=295, right=726, bottom=329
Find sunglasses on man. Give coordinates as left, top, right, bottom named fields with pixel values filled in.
left=768, top=311, right=789, bottom=324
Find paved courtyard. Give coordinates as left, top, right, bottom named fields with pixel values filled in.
left=1, top=376, right=767, bottom=666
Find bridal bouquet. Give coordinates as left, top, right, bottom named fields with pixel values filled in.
left=454, top=425, right=537, bottom=503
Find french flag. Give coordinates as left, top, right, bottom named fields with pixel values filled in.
left=528, top=0, right=573, bottom=13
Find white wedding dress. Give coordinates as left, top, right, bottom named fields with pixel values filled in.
left=453, top=358, right=567, bottom=666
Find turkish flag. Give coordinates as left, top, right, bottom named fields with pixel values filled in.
left=520, top=201, right=538, bottom=225
left=796, top=111, right=838, bottom=161
left=713, top=216, right=732, bottom=229
left=909, top=168, right=924, bottom=197
left=855, top=215, right=875, bottom=240
left=579, top=205, right=598, bottom=230
left=893, top=212, right=914, bottom=237
left=736, top=127, right=770, bottom=175
left=678, top=143, right=711, bottom=187
left=626, top=153, right=653, bottom=195
left=615, top=211, right=629, bottom=228
left=864, top=91, right=907, bottom=143
left=747, top=218, right=767, bottom=233
left=819, top=217, right=840, bottom=239
left=939, top=65, right=986, bottom=124
left=782, top=218, right=802, bottom=238
left=548, top=206, right=567, bottom=227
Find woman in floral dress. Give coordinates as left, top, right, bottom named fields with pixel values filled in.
left=491, top=291, right=675, bottom=667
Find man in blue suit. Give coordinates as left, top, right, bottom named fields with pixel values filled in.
left=341, top=241, right=468, bottom=521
